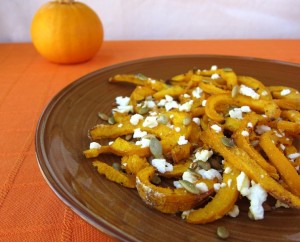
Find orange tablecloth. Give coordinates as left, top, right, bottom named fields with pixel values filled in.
left=0, top=40, right=300, bottom=242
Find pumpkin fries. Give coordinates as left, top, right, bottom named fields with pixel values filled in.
left=84, top=66, right=300, bottom=224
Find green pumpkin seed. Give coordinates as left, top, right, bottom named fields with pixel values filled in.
left=108, top=116, right=116, bottom=125
left=112, top=162, right=121, bottom=171
left=221, top=136, right=235, bottom=147
left=138, top=106, right=149, bottom=115
left=149, top=137, right=163, bottom=158
left=98, top=112, right=109, bottom=121
left=179, top=180, right=199, bottom=194
left=217, top=226, right=230, bottom=239
left=198, top=161, right=211, bottom=170
left=157, top=114, right=169, bottom=125
left=135, top=73, right=148, bottom=80
left=231, top=85, right=239, bottom=98
left=150, top=173, right=161, bottom=185
left=222, top=67, right=233, bottom=72
left=183, top=117, right=191, bottom=126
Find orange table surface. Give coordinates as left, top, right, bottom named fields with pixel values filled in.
left=0, top=40, right=300, bottom=242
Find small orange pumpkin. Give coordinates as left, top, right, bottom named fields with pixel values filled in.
left=31, top=0, right=103, bottom=64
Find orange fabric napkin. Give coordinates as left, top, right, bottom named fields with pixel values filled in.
left=0, top=40, right=299, bottom=242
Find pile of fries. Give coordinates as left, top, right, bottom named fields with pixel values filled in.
left=84, top=66, right=300, bottom=224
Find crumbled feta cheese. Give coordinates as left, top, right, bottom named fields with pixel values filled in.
left=192, top=117, right=200, bottom=125
left=151, top=158, right=173, bottom=173
left=239, top=85, right=260, bottom=99
left=261, top=90, right=268, bottom=96
left=144, top=100, right=156, bottom=109
left=211, top=65, right=218, bottom=71
left=288, top=153, right=300, bottom=160
left=211, top=73, right=220, bottom=79
left=195, top=182, right=209, bottom=193
left=197, top=169, right=222, bottom=181
left=135, top=138, right=151, bottom=148
left=130, top=114, right=144, bottom=125
left=113, top=105, right=133, bottom=113
left=183, top=93, right=191, bottom=98
left=227, top=178, right=232, bottom=187
left=236, top=171, right=250, bottom=196
left=115, top=96, right=130, bottom=106
left=241, top=106, right=251, bottom=112
left=227, top=205, right=240, bottom=217
left=165, top=95, right=173, bottom=102
left=241, top=130, right=249, bottom=137
left=211, top=124, right=222, bottom=133
left=118, top=123, right=123, bottom=128
left=255, top=125, right=271, bottom=134
left=89, top=142, right=101, bottom=149
left=248, top=181, right=268, bottom=220
left=179, top=100, right=193, bottom=112
left=213, top=183, right=221, bottom=191
left=201, top=100, right=207, bottom=107
left=108, top=141, right=114, bottom=145
left=165, top=100, right=179, bottom=111
left=182, top=171, right=198, bottom=183
left=229, top=106, right=251, bottom=120
left=247, top=122, right=253, bottom=128
left=236, top=172, right=268, bottom=220
left=192, top=87, right=203, bottom=98
left=133, top=128, right=147, bottom=138
left=175, top=127, right=181, bottom=132
left=194, top=149, right=213, bottom=162
left=173, top=180, right=183, bottom=188
left=280, top=144, right=286, bottom=150
left=281, top=89, right=291, bottom=96
left=178, top=136, right=188, bottom=145
left=224, top=166, right=232, bottom=174
left=143, top=116, right=158, bottom=128
left=157, top=99, right=167, bottom=107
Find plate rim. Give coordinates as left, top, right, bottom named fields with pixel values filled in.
left=35, top=54, right=300, bottom=241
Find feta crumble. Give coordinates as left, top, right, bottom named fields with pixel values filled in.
left=211, top=124, right=222, bottom=133
left=197, top=169, right=222, bottom=181
left=281, top=89, right=291, bottom=96
left=133, top=128, right=147, bottom=138
left=151, top=158, right=173, bottom=173
left=201, top=100, right=207, bottom=107
left=130, top=114, right=144, bottom=125
left=211, top=73, right=220, bottom=79
left=178, top=136, right=188, bottom=145
left=239, top=85, right=260, bottom=99
left=135, top=138, right=151, bottom=148
left=288, top=153, right=300, bottom=160
left=241, top=130, right=249, bottom=137
left=192, top=87, right=203, bottom=98
left=192, top=117, right=200, bottom=125
left=227, top=205, right=240, bottom=218
left=255, top=125, right=271, bottom=134
left=194, top=149, right=213, bottom=162
left=211, top=65, right=218, bottom=70
left=229, top=106, right=251, bottom=120
left=89, top=142, right=101, bottom=149
left=195, top=182, right=209, bottom=193
left=143, top=116, right=158, bottom=128
left=179, top=100, right=193, bottom=112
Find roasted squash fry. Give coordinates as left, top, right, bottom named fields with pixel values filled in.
left=84, top=66, right=300, bottom=225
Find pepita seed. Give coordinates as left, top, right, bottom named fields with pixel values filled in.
left=250, top=140, right=259, bottom=146
left=138, top=106, right=149, bottom=115
left=150, top=173, right=161, bottom=185
left=136, top=73, right=148, bottom=80
left=189, top=162, right=199, bottom=170
left=221, top=136, right=235, bottom=147
left=217, top=226, right=230, bottom=239
left=157, top=114, right=169, bottom=125
left=98, top=112, right=109, bottom=121
left=197, top=160, right=211, bottom=170
left=183, top=117, right=191, bottom=126
left=149, top=137, right=163, bottom=158
left=222, top=67, right=233, bottom=72
left=112, top=162, right=121, bottom=171
left=125, top=134, right=132, bottom=141
left=179, top=180, right=200, bottom=194
left=231, top=85, right=239, bottom=98
left=108, top=116, right=116, bottom=125
left=187, top=168, right=201, bottom=178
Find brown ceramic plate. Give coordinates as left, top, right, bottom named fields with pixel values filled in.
left=36, top=55, right=300, bottom=242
